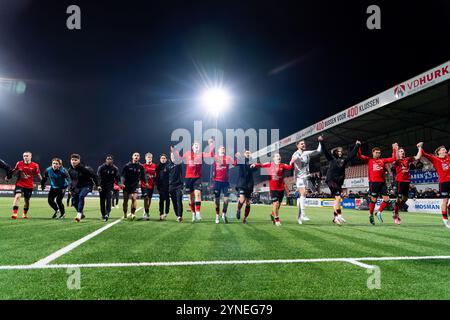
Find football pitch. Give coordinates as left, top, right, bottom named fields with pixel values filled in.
left=0, top=197, right=449, bottom=300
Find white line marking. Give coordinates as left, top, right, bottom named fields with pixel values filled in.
left=345, top=259, right=374, bottom=269
left=31, top=208, right=141, bottom=267
left=0, top=255, right=448, bottom=271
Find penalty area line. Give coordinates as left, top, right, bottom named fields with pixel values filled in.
left=0, top=254, right=449, bottom=271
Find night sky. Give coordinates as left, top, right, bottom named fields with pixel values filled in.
left=0, top=0, right=449, bottom=169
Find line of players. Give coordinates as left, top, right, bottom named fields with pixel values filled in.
left=0, top=137, right=449, bottom=227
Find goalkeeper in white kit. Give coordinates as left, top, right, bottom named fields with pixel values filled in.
left=292, top=137, right=321, bottom=224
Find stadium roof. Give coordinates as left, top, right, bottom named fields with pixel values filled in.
left=254, top=60, right=450, bottom=163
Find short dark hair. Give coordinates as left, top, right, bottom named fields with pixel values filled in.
left=106, top=154, right=113, bottom=159
left=296, top=140, right=305, bottom=146
left=160, top=153, right=167, bottom=158
left=70, top=154, right=80, bottom=160
left=372, top=147, right=381, bottom=153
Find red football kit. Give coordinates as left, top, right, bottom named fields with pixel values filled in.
left=212, top=155, right=235, bottom=182
left=394, top=157, right=415, bottom=182
left=14, top=161, right=40, bottom=189
left=179, top=146, right=214, bottom=179
left=422, top=151, right=450, bottom=183
left=255, top=162, right=293, bottom=191
left=358, top=148, right=396, bottom=182
left=141, top=162, right=157, bottom=189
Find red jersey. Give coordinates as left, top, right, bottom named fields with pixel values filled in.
left=180, top=146, right=214, bottom=179
left=213, top=155, right=235, bottom=182
left=422, top=151, right=450, bottom=183
left=394, top=157, right=415, bottom=182
left=358, top=148, right=396, bottom=182
left=141, top=162, right=157, bottom=189
left=14, top=161, right=40, bottom=189
left=255, top=162, right=293, bottom=191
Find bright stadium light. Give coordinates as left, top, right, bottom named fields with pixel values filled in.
left=200, top=87, right=232, bottom=117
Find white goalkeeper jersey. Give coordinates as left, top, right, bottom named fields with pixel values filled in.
left=292, top=143, right=321, bottom=179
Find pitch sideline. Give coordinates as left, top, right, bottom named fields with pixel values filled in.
left=0, top=254, right=449, bottom=271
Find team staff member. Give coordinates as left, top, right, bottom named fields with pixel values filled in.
left=156, top=154, right=170, bottom=220
left=9, top=151, right=42, bottom=219
left=68, top=154, right=99, bottom=222
left=235, top=150, right=257, bottom=224
left=121, top=152, right=147, bottom=220
left=41, top=158, right=70, bottom=219
left=169, top=150, right=184, bottom=222
left=97, top=155, right=120, bottom=222
left=319, top=135, right=360, bottom=225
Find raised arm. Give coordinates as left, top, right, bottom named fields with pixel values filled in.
left=345, top=141, right=361, bottom=163
left=319, top=139, right=333, bottom=162
left=202, top=138, right=215, bottom=159
left=383, top=143, right=398, bottom=163
left=357, top=147, right=370, bottom=162
left=414, top=142, right=423, bottom=160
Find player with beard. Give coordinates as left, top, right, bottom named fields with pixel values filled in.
left=235, top=150, right=257, bottom=224
left=121, top=152, right=147, bottom=220
left=292, top=138, right=321, bottom=224
left=97, top=155, right=120, bottom=222
left=358, top=143, right=398, bottom=225
left=318, top=136, right=360, bottom=225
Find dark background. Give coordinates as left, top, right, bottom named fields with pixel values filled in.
left=0, top=0, right=449, bottom=169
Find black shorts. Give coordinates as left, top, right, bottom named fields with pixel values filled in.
left=213, top=181, right=230, bottom=198
left=184, top=178, right=202, bottom=193
left=326, top=181, right=342, bottom=197
left=439, top=182, right=450, bottom=198
left=14, top=186, right=33, bottom=199
left=123, top=185, right=139, bottom=195
left=142, top=187, right=154, bottom=198
left=236, top=187, right=252, bottom=198
left=270, top=190, right=284, bottom=203
left=369, top=182, right=388, bottom=197
left=396, top=181, right=410, bottom=198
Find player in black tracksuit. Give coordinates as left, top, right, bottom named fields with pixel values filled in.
left=97, top=155, right=120, bottom=222
left=319, top=136, right=360, bottom=224
left=235, top=150, right=258, bottom=224
left=121, top=152, right=147, bottom=220
left=0, top=158, right=12, bottom=179
left=156, top=154, right=170, bottom=220
left=169, top=150, right=184, bottom=222
left=68, top=154, right=99, bottom=222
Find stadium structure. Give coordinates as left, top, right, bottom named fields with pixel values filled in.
left=253, top=60, right=450, bottom=211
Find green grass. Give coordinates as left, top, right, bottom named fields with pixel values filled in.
left=0, top=197, right=449, bottom=299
